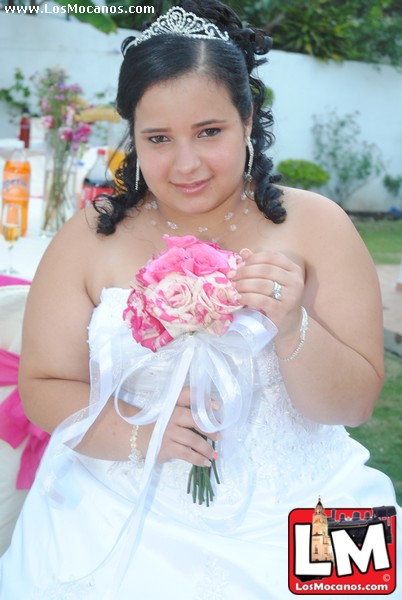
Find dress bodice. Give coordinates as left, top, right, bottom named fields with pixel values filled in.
left=88, top=288, right=351, bottom=507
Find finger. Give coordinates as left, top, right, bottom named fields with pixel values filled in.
left=176, top=389, right=219, bottom=411
left=176, top=387, right=191, bottom=407
left=169, top=408, right=221, bottom=443
left=168, top=442, right=214, bottom=468
left=182, top=428, right=216, bottom=458
left=235, top=292, right=281, bottom=316
left=234, top=278, right=282, bottom=297
left=160, top=431, right=218, bottom=466
left=233, top=265, right=288, bottom=283
left=237, top=250, right=296, bottom=271
left=239, top=248, right=253, bottom=260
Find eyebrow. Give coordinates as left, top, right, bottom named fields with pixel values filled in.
left=140, top=119, right=227, bottom=134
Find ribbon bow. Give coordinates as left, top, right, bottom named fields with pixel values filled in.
left=40, top=308, right=277, bottom=596
left=0, top=349, right=50, bottom=489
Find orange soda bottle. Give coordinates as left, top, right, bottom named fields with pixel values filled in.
left=1, top=148, right=31, bottom=236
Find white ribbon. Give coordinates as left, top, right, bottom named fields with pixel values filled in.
left=39, top=308, right=278, bottom=596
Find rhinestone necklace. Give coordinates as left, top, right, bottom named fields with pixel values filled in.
left=144, top=191, right=252, bottom=243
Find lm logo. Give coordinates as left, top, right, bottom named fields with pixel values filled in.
left=288, top=499, right=396, bottom=595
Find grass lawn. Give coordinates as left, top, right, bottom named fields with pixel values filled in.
left=347, top=351, right=402, bottom=505
left=352, top=218, right=402, bottom=264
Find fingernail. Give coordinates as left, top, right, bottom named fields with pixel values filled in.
left=239, top=248, right=252, bottom=258
left=204, top=459, right=212, bottom=467
left=212, top=451, right=219, bottom=460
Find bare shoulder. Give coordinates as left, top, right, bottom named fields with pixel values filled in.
left=31, top=205, right=107, bottom=303
left=281, top=186, right=354, bottom=229
left=278, top=186, right=368, bottom=260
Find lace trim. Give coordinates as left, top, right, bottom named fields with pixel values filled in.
left=33, top=578, right=96, bottom=599
left=194, top=554, right=229, bottom=600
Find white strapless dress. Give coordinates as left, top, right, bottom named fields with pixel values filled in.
left=0, top=288, right=400, bottom=599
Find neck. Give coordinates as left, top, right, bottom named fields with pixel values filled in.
left=145, top=190, right=252, bottom=243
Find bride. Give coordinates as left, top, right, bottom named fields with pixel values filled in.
left=0, top=1, right=400, bottom=598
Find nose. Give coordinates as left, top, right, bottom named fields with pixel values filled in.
left=173, top=140, right=201, bottom=176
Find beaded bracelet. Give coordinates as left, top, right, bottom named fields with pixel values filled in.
left=128, top=424, right=145, bottom=467
left=276, top=306, right=309, bottom=362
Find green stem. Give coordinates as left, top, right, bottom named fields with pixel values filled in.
left=187, top=440, right=220, bottom=506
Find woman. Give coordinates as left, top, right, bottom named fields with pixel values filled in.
left=0, top=1, right=400, bottom=598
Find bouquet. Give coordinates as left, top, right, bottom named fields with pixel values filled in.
left=123, top=235, right=243, bottom=505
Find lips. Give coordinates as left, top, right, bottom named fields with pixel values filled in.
left=172, top=179, right=210, bottom=194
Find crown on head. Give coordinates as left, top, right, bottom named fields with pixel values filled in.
left=122, top=6, right=230, bottom=55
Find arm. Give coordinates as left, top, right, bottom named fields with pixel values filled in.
left=19, top=211, right=217, bottom=464
left=233, top=192, right=384, bottom=426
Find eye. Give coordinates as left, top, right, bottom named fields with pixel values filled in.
left=199, top=127, right=221, bottom=138
left=148, top=135, right=169, bottom=144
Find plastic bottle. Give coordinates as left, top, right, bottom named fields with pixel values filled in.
left=19, top=106, right=30, bottom=149
left=80, top=149, right=113, bottom=209
left=1, top=147, right=31, bottom=236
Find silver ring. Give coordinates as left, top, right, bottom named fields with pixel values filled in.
left=271, top=280, right=282, bottom=300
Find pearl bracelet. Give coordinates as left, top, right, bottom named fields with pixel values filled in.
left=276, top=306, right=309, bottom=362
left=128, top=424, right=145, bottom=467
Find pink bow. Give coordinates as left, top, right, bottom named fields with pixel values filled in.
left=0, top=274, right=31, bottom=287
left=0, top=348, right=50, bottom=489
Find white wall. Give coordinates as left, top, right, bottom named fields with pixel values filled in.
left=1, top=13, right=402, bottom=211
left=261, top=51, right=402, bottom=211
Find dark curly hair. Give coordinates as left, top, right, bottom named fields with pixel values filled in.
left=95, top=0, right=286, bottom=235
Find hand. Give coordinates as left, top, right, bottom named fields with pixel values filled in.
left=231, top=249, right=305, bottom=341
left=152, top=387, right=220, bottom=467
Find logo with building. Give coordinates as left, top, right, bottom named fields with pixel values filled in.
left=288, top=498, right=396, bottom=595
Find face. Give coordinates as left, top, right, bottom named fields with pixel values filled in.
left=134, top=72, right=251, bottom=225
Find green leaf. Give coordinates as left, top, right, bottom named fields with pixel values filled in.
left=54, top=0, right=117, bottom=33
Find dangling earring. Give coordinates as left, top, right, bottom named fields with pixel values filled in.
left=135, top=158, right=141, bottom=191
left=245, top=136, right=254, bottom=182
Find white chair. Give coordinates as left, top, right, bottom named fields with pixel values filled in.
left=0, top=284, right=30, bottom=556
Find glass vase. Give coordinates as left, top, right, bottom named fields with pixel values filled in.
left=42, top=129, right=76, bottom=236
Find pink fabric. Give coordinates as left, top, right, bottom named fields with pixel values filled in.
left=0, top=274, right=31, bottom=286
left=0, top=276, right=50, bottom=489
left=0, top=349, right=50, bottom=489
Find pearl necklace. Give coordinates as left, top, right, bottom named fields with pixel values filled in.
left=144, top=191, right=252, bottom=243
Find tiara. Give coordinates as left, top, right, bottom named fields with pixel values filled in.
left=122, top=6, right=230, bottom=55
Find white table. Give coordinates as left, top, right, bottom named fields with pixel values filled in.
left=0, top=235, right=50, bottom=281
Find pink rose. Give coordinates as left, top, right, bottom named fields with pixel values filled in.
left=137, top=246, right=188, bottom=286
left=123, top=288, right=173, bottom=352
left=185, top=243, right=237, bottom=277
left=145, top=274, right=200, bottom=337
left=163, top=235, right=199, bottom=250
left=123, top=236, right=242, bottom=352
left=195, top=274, right=241, bottom=332
left=145, top=272, right=241, bottom=338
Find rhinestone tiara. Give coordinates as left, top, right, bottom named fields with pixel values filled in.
left=122, top=6, right=230, bottom=55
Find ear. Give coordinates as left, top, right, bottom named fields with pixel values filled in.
left=244, top=113, right=253, bottom=140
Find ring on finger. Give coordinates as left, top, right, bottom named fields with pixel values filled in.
left=270, top=280, right=282, bottom=300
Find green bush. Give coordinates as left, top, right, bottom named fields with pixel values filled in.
left=277, top=159, right=330, bottom=190
left=312, top=111, right=385, bottom=206
left=383, top=174, right=402, bottom=198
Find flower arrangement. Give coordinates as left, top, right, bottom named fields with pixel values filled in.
left=32, top=67, right=91, bottom=148
left=123, top=235, right=243, bottom=505
left=31, top=67, right=92, bottom=233
left=123, top=235, right=242, bottom=352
